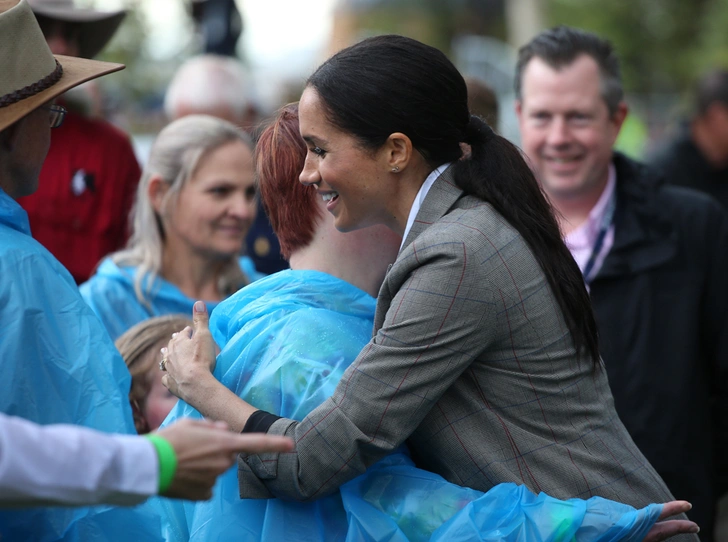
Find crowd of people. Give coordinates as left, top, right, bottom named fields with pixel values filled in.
left=1, top=0, right=726, bottom=540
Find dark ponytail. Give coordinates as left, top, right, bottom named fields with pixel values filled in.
left=455, top=116, right=600, bottom=364
left=307, top=35, right=600, bottom=365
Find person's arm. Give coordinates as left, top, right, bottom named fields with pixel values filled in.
left=162, top=294, right=701, bottom=542
left=165, top=236, right=495, bottom=501
left=0, top=412, right=156, bottom=506
left=0, top=413, right=293, bottom=507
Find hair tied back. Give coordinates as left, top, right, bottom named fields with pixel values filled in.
left=465, top=115, right=495, bottom=145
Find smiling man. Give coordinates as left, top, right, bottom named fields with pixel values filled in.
left=515, top=26, right=728, bottom=541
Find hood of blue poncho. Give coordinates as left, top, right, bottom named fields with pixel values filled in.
left=92, top=257, right=197, bottom=306
left=210, top=269, right=376, bottom=347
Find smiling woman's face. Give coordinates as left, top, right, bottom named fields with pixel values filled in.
left=297, top=87, right=394, bottom=233
left=164, top=139, right=257, bottom=259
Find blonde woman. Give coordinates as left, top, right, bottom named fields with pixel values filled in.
left=81, top=115, right=262, bottom=341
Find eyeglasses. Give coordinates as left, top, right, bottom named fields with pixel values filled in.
left=41, top=104, right=67, bottom=129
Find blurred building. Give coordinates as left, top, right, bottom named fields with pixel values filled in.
left=328, top=0, right=506, bottom=56
left=327, top=0, right=529, bottom=143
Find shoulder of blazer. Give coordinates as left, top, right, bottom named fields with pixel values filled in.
left=401, top=166, right=464, bottom=252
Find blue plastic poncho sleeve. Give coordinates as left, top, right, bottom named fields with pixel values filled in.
left=340, top=454, right=663, bottom=542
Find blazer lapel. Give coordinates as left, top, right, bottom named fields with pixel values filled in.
left=374, top=166, right=464, bottom=335
left=401, top=165, right=463, bottom=253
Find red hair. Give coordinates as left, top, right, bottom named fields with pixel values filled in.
left=256, top=104, right=322, bottom=259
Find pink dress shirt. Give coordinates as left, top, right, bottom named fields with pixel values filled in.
left=565, top=165, right=617, bottom=283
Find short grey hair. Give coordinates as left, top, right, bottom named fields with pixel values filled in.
left=164, top=54, right=254, bottom=122
left=515, top=26, right=624, bottom=117
left=112, top=115, right=253, bottom=306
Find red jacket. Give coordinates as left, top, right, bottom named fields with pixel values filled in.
left=18, top=111, right=140, bottom=283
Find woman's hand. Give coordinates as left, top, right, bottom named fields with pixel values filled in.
left=162, top=300, right=260, bottom=432
left=644, top=500, right=699, bottom=541
left=162, top=301, right=218, bottom=405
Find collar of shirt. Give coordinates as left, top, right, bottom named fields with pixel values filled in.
left=565, top=163, right=616, bottom=252
left=0, top=187, right=31, bottom=236
left=399, top=163, right=452, bottom=252
left=564, top=163, right=617, bottom=278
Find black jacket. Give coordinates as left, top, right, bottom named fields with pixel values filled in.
left=590, top=153, right=728, bottom=540
left=648, top=124, right=728, bottom=210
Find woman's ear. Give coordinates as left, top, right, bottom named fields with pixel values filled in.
left=384, top=132, right=413, bottom=172
left=147, top=174, right=169, bottom=214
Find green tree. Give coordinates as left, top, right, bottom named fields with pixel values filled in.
left=548, top=0, right=727, bottom=94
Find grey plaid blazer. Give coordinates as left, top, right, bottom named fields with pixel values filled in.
left=239, top=167, right=693, bottom=536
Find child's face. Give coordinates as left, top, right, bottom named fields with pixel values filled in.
left=140, top=341, right=178, bottom=431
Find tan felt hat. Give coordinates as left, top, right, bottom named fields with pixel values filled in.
left=0, top=0, right=124, bottom=132
left=27, top=0, right=127, bottom=59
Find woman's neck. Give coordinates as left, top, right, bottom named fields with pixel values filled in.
left=288, top=216, right=400, bottom=299
left=160, top=242, right=226, bottom=302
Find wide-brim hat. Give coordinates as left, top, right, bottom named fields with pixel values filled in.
left=27, top=0, right=126, bottom=59
left=0, top=0, right=124, bottom=132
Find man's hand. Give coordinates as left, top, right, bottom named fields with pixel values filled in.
left=154, top=418, right=293, bottom=500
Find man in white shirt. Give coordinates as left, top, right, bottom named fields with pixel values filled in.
left=0, top=414, right=292, bottom=507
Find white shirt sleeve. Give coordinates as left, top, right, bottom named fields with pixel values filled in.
left=0, top=412, right=159, bottom=507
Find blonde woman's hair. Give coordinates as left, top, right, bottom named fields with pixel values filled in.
left=115, top=315, right=192, bottom=433
left=112, top=114, right=254, bottom=306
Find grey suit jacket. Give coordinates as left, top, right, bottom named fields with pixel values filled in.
left=238, top=167, right=688, bottom=528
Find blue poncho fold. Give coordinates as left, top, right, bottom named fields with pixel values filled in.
left=151, top=270, right=661, bottom=542
left=80, top=255, right=264, bottom=341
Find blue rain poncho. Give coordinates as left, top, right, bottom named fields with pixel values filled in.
left=80, top=255, right=264, bottom=341
left=152, top=269, right=662, bottom=542
left=0, top=189, right=163, bottom=541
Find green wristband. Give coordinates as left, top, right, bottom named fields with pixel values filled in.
left=145, top=434, right=178, bottom=494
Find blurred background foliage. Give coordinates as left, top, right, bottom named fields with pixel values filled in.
left=550, top=0, right=728, bottom=94
left=92, top=0, right=728, bottom=102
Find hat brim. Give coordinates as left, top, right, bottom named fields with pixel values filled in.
left=0, top=54, right=124, bottom=132
left=31, top=5, right=125, bottom=23
left=34, top=10, right=126, bottom=59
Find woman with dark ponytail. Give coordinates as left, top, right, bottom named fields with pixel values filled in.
left=163, top=35, right=698, bottom=540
